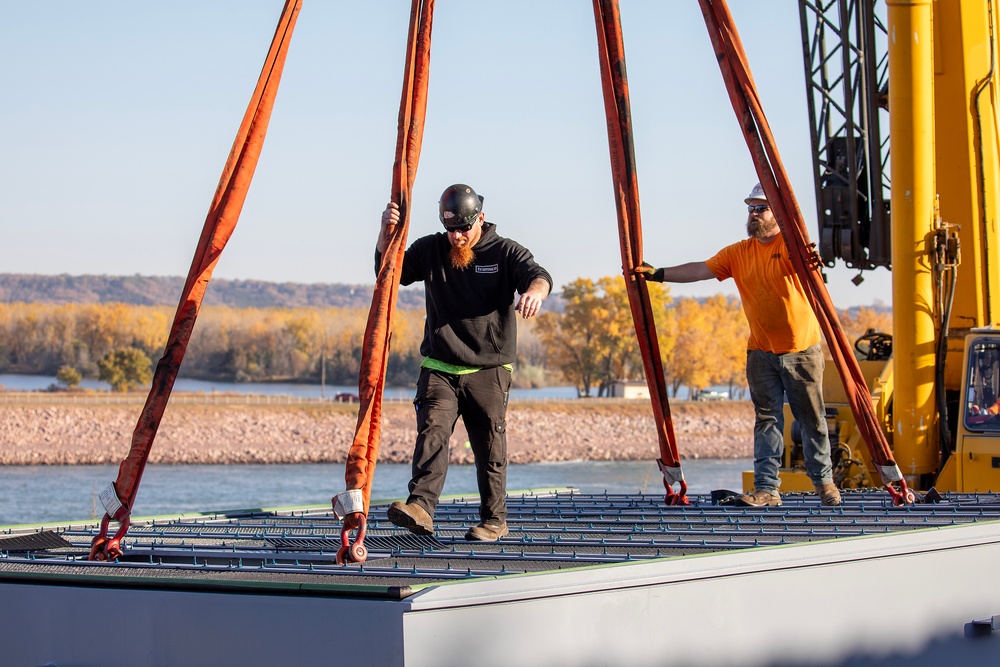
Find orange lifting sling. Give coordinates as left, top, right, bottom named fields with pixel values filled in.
left=333, top=0, right=435, bottom=564
left=593, top=0, right=689, bottom=505
left=334, top=0, right=694, bottom=545
left=699, top=0, right=912, bottom=504
left=89, top=0, right=303, bottom=561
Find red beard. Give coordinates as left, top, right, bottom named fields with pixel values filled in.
left=449, top=243, right=475, bottom=269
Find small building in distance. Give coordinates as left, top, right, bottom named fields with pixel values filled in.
left=609, top=380, right=650, bottom=399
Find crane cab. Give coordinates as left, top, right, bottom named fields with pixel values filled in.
left=938, top=331, right=1000, bottom=492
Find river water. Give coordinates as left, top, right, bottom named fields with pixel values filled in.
left=0, top=373, right=577, bottom=400
left=0, top=373, right=736, bottom=401
left=0, top=373, right=747, bottom=525
left=0, top=459, right=752, bottom=526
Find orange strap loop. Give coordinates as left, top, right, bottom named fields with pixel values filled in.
left=593, top=0, right=688, bottom=506
left=699, top=0, right=912, bottom=504
left=89, top=0, right=303, bottom=561
left=342, top=0, right=436, bottom=521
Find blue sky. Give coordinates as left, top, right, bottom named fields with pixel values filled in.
left=0, top=1, right=892, bottom=307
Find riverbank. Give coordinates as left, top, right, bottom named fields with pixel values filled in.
left=0, top=401, right=754, bottom=465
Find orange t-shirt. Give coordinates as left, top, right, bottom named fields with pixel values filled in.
left=705, top=237, right=821, bottom=354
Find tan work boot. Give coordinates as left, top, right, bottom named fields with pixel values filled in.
left=814, top=481, right=842, bottom=506
left=735, top=489, right=782, bottom=507
left=386, top=501, right=434, bottom=535
left=465, top=520, right=509, bottom=542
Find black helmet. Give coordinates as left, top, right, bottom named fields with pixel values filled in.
left=439, top=184, right=484, bottom=230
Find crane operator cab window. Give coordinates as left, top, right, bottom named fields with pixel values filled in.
left=965, top=339, right=1000, bottom=431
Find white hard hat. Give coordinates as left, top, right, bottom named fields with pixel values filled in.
left=744, top=182, right=767, bottom=205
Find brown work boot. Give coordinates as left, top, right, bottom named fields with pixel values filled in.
left=464, top=520, right=509, bottom=542
left=735, top=489, right=782, bottom=507
left=386, top=501, right=434, bottom=535
left=814, top=481, right=842, bottom=506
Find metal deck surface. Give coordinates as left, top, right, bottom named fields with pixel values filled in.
left=3, top=489, right=1000, bottom=598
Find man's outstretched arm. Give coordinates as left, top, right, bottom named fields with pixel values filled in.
left=636, top=261, right=715, bottom=283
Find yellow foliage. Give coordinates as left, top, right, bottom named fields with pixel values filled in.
left=535, top=276, right=673, bottom=397
left=838, top=307, right=893, bottom=342
left=0, top=293, right=890, bottom=394
left=665, top=296, right=748, bottom=397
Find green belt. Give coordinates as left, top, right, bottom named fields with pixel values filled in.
left=421, top=357, right=513, bottom=375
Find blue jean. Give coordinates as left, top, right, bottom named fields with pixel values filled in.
left=745, top=344, right=832, bottom=492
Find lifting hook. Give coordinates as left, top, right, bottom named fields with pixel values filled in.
left=89, top=513, right=131, bottom=562
left=336, top=513, right=368, bottom=564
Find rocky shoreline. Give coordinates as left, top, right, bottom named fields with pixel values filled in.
left=0, top=401, right=754, bottom=466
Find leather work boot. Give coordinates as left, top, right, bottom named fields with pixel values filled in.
left=814, top=481, right=842, bottom=506
left=386, top=501, right=434, bottom=536
left=735, top=489, right=782, bottom=507
left=465, top=520, right=509, bottom=542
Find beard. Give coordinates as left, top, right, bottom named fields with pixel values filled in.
left=449, top=243, right=476, bottom=270
left=746, top=216, right=778, bottom=239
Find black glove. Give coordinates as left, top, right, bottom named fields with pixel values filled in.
left=636, top=262, right=665, bottom=282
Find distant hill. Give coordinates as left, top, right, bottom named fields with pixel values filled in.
left=0, top=273, right=569, bottom=313
left=0, top=274, right=427, bottom=310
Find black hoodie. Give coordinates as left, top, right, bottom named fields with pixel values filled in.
left=375, top=222, right=552, bottom=367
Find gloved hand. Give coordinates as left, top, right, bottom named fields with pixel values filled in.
left=635, top=261, right=664, bottom=282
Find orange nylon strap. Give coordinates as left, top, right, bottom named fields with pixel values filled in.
left=593, top=0, right=687, bottom=503
left=344, top=0, right=435, bottom=514
left=699, top=0, right=909, bottom=502
left=101, top=0, right=302, bottom=522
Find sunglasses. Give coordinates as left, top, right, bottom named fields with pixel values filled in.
left=747, top=204, right=770, bottom=214
left=445, top=221, right=476, bottom=233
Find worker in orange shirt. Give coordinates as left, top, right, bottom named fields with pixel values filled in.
left=638, top=183, right=841, bottom=507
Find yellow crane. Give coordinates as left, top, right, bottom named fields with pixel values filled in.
left=761, top=0, right=1000, bottom=494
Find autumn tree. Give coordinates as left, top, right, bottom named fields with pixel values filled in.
left=665, top=296, right=749, bottom=398
left=700, top=295, right=748, bottom=398
left=56, top=365, right=82, bottom=388
left=514, top=318, right=548, bottom=388
left=535, top=277, right=673, bottom=397
left=535, top=278, right=607, bottom=397
left=0, top=302, right=423, bottom=385
left=837, top=306, right=894, bottom=361
left=597, top=276, right=673, bottom=396
left=667, top=298, right=715, bottom=397
left=98, top=347, right=153, bottom=392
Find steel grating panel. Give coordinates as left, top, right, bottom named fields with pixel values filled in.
left=0, top=530, right=72, bottom=552
left=2, top=490, right=1000, bottom=598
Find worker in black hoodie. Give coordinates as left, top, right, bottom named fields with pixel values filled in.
left=377, top=184, right=552, bottom=541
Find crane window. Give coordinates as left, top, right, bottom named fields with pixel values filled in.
left=965, top=338, right=1000, bottom=431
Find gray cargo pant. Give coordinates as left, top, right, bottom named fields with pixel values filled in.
left=406, top=366, right=511, bottom=523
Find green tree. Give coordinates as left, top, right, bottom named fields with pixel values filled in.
left=56, top=365, right=82, bottom=388
left=98, top=347, right=152, bottom=392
